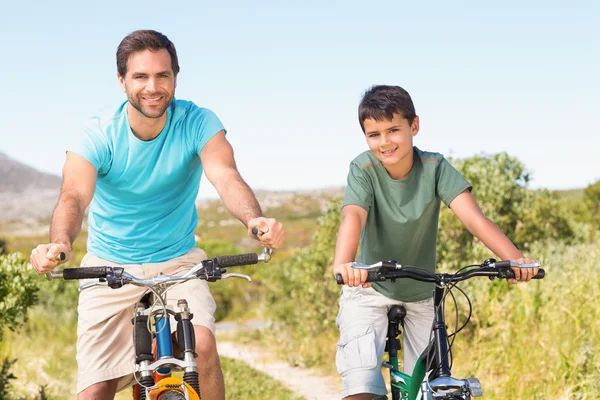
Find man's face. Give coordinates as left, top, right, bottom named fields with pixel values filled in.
left=118, top=48, right=176, bottom=119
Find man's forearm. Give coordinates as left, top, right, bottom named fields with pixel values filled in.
left=214, top=171, right=263, bottom=226
left=49, top=192, right=86, bottom=250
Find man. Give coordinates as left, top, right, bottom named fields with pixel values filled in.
left=29, top=29, right=285, bottom=400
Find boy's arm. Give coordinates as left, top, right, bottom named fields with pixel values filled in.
left=333, top=205, right=369, bottom=287
left=449, top=190, right=538, bottom=283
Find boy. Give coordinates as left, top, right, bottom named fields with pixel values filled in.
left=333, top=85, right=538, bottom=399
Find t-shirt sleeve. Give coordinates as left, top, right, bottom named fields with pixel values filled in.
left=343, top=163, right=373, bottom=211
left=70, top=118, right=110, bottom=174
left=436, top=158, right=472, bottom=207
left=191, top=108, right=226, bottom=155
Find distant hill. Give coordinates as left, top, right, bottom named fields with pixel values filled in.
left=0, top=151, right=344, bottom=238
left=0, top=152, right=62, bottom=194
left=0, top=152, right=62, bottom=235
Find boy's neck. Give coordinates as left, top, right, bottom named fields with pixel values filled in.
left=384, top=150, right=414, bottom=180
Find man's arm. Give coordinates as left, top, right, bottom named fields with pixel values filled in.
left=200, top=131, right=284, bottom=249
left=333, top=205, right=369, bottom=287
left=30, top=152, right=96, bottom=273
left=449, top=190, right=538, bottom=282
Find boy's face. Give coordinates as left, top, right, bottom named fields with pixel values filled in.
left=363, top=113, right=420, bottom=172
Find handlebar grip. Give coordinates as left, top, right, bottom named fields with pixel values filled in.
left=214, top=253, right=259, bottom=268
left=335, top=270, right=383, bottom=285
left=58, top=252, right=66, bottom=261
left=62, top=267, right=111, bottom=280
left=505, top=268, right=545, bottom=280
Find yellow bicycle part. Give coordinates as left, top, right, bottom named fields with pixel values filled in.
left=146, top=376, right=201, bottom=400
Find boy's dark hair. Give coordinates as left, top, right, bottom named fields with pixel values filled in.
left=116, top=30, right=180, bottom=77
left=358, top=85, right=416, bottom=132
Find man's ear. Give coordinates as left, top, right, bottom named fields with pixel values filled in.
left=411, top=115, right=420, bottom=137
left=117, top=72, right=126, bottom=93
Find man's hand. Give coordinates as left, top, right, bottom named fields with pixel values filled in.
left=333, top=262, right=371, bottom=288
left=248, top=217, right=285, bottom=250
left=508, top=257, right=539, bottom=284
left=30, top=243, right=70, bottom=274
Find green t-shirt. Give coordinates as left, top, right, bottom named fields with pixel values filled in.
left=343, top=147, right=472, bottom=302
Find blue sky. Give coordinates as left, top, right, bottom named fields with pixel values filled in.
left=1, top=0, right=598, bottom=199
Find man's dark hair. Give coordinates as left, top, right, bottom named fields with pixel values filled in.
left=358, top=85, right=416, bottom=132
left=116, top=30, right=180, bottom=77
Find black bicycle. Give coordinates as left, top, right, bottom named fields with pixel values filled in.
left=336, top=258, right=544, bottom=400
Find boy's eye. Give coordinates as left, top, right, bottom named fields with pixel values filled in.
left=368, top=133, right=379, bottom=138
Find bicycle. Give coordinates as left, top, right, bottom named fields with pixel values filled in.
left=46, top=240, right=272, bottom=400
left=336, top=258, right=545, bottom=400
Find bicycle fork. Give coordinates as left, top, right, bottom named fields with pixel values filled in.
left=133, top=299, right=201, bottom=400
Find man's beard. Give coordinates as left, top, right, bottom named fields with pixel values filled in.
left=127, top=91, right=174, bottom=119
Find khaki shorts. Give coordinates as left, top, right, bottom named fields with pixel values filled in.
left=336, top=286, right=435, bottom=398
left=76, top=248, right=216, bottom=394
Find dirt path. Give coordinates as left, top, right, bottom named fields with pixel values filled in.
left=216, top=321, right=341, bottom=400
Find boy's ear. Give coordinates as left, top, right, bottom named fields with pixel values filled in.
left=411, top=116, right=420, bottom=137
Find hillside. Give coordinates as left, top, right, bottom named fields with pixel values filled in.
left=0, top=151, right=344, bottom=239
left=0, top=152, right=61, bottom=234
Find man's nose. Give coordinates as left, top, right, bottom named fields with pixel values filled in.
left=146, top=77, right=157, bottom=92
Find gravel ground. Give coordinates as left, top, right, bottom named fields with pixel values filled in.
left=216, top=320, right=341, bottom=400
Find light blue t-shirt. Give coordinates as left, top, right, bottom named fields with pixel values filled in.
left=71, top=99, right=224, bottom=264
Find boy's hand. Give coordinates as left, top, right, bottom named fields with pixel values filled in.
left=30, top=243, right=70, bottom=274
left=248, top=217, right=285, bottom=250
left=508, top=257, right=539, bottom=284
left=333, top=262, right=371, bottom=288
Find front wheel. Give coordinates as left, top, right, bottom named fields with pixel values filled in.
left=147, top=377, right=201, bottom=400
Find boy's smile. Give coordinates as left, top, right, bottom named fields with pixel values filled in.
left=363, top=113, right=419, bottom=180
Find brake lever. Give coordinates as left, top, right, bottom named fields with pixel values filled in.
left=79, top=281, right=109, bottom=292
left=222, top=273, right=252, bottom=282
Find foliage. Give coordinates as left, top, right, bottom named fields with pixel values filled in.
left=197, top=239, right=264, bottom=321
left=0, top=358, right=17, bottom=400
left=0, top=239, right=7, bottom=256
left=437, top=153, right=575, bottom=271
left=0, top=254, right=40, bottom=341
left=583, top=179, right=600, bottom=238
left=448, top=240, right=600, bottom=399
left=221, top=356, right=304, bottom=400
left=260, top=198, right=342, bottom=367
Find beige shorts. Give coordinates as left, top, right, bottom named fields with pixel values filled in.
left=76, top=248, right=216, bottom=394
left=336, top=286, right=435, bottom=398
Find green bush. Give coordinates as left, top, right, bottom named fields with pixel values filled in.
left=0, top=254, right=40, bottom=341
left=197, top=239, right=264, bottom=321
left=437, top=153, right=575, bottom=271
left=0, top=239, right=7, bottom=256
left=261, top=198, right=342, bottom=367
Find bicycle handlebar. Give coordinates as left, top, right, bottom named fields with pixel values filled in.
left=46, top=248, right=272, bottom=287
left=335, top=258, right=545, bottom=285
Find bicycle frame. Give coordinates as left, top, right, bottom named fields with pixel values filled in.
left=385, top=286, right=475, bottom=400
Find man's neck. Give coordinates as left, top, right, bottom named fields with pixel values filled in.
left=127, top=103, right=167, bottom=141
